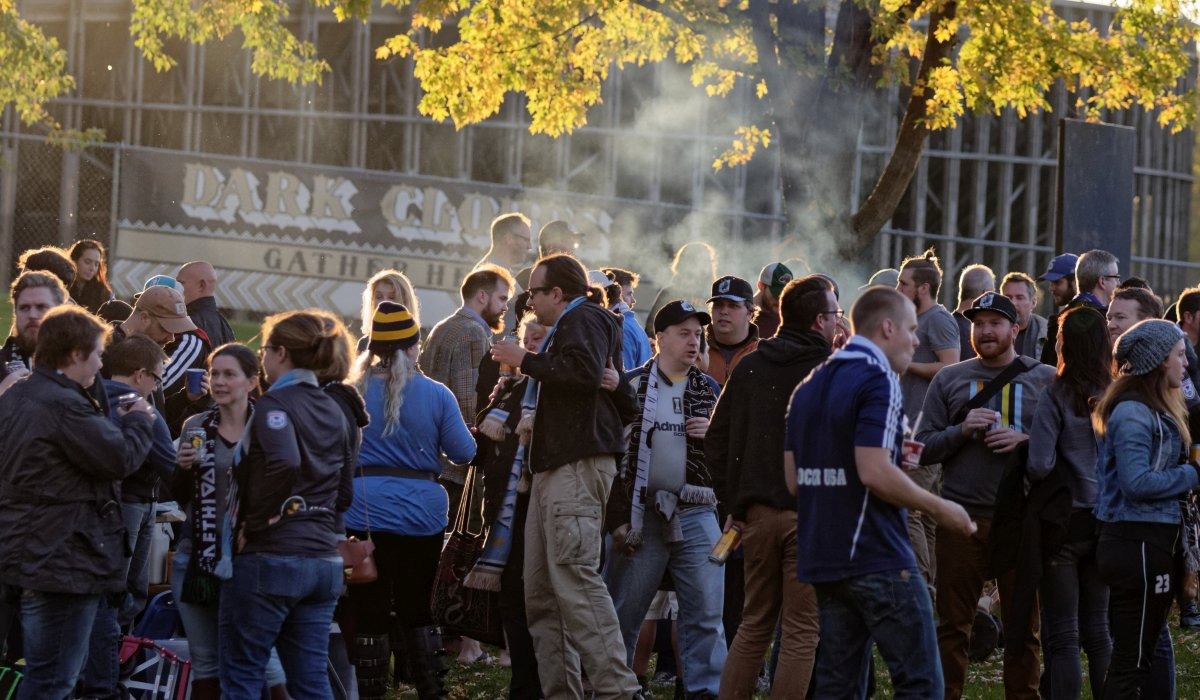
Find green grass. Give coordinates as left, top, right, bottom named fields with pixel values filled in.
left=428, top=622, right=1200, bottom=699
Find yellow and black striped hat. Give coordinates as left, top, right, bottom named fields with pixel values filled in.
left=369, top=301, right=419, bottom=353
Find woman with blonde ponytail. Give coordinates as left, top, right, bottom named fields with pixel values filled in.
left=343, top=301, right=476, bottom=700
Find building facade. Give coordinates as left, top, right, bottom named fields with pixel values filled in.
left=1, top=0, right=1193, bottom=322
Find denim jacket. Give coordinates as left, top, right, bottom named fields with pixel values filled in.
left=1096, top=399, right=1199, bottom=525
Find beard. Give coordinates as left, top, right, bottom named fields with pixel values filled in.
left=16, top=326, right=38, bottom=355
left=972, top=333, right=1014, bottom=361
left=484, top=309, right=506, bottom=333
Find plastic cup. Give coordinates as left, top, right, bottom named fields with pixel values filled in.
left=901, top=438, right=925, bottom=470
left=186, top=368, right=206, bottom=394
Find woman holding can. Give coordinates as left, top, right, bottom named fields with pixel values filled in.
left=218, top=311, right=356, bottom=698
left=171, top=343, right=288, bottom=699
left=1093, top=319, right=1200, bottom=698
left=344, top=302, right=476, bottom=700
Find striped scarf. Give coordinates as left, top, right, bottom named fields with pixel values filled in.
left=625, top=361, right=717, bottom=548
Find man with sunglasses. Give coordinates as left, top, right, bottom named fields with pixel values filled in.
left=79, top=334, right=178, bottom=698
left=491, top=253, right=641, bottom=700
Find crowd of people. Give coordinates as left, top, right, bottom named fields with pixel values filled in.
left=0, top=220, right=1197, bottom=700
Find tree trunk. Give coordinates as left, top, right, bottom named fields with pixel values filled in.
left=848, top=0, right=958, bottom=258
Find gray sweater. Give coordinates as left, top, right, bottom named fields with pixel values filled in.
left=916, top=356, right=1054, bottom=517
left=1027, top=383, right=1100, bottom=508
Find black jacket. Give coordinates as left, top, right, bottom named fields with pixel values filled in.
left=236, top=376, right=354, bottom=556
left=71, top=279, right=114, bottom=316
left=323, top=381, right=369, bottom=531
left=187, top=296, right=236, bottom=349
left=475, top=375, right=528, bottom=525
left=1041, top=296, right=1105, bottom=367
left=519, top=300, right=633, bottom=473
left=0, top=367, right=155, bottom=595
left=707, top=327, right=832, bottom=520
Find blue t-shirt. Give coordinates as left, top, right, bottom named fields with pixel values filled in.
left=786, top=335, right=917, bottom=583
left=343, top=372, right=476, bottom=537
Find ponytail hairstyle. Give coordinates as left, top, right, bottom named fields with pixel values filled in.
left=260, top=310, right=354, bottom=380
left=534, top=253, right=605, bottom=305
left=348, top=301, right=421, bottom=437
left=349, top=343, right=417, bottom=438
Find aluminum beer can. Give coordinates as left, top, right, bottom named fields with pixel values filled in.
left=185, top=427, right=207, bottom=463
left=117, top=392, right=141, bottom=411
left=5, top=360, right=25, bottom=375
left=708, top=525, right=742, bottom=564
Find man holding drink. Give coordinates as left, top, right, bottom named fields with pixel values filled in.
left=785, top=286, right=975, bottom=698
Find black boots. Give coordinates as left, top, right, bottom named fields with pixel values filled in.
left=354, top=634, right=391, bottom=700
left=404, top=625, right=447, bottom=699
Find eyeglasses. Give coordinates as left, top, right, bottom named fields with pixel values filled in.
left=822, top=309, right=845, bottom=319
left=526, top=286, right=555, bottom=296
left=258, top=345, right=279, bottom=357
left=147, top=369, right=163, bottom=385
left=1103, top=275, right=1122, bottom=281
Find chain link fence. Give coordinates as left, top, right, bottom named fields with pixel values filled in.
left=2, top=134, right=116, bottom=286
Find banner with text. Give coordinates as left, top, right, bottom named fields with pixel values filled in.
left=115, top=149, right=616, bottom=323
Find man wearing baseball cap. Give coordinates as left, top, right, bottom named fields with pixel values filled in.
left=706, top=275, right=759, bottom=386
left=914, top=292, right=1055, bottom=699
left=754, top=262, right=793, bottom=339
left=109, top=285, right=207, bottom=430
left=1040, top=250, right=1120, bottom=367
left=604, top=299, right=726, bottom=698
left=114, top=285, right=197, bottom=348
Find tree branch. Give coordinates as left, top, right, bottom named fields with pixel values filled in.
left=849, top=0, right=958, bottom=253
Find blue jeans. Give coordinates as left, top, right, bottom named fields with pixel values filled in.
left=603, top=506, right=727, bottom=696
left=77, top=501, right=156, bottom=698
left=121, top=502, right=156, bottom=627
left=18, top=589, right=103, bottom=700
left=813, top=567, right=942, bottom=700
left=171, top=551, right=287, bottom=685
left=218, top=553, right=343, bottom=699
left=1039, top=538, right=1111, bottom=699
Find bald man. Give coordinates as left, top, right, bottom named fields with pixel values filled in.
left=176, top=261, right=235, bottom=347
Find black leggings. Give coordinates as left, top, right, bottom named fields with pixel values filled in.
left=1095, top=522, right=1180, bottom=700
left=346, top=530, right=444, bottom=635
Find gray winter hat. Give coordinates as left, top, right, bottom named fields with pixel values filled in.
left=1113, top=319, right=1184, bottom=377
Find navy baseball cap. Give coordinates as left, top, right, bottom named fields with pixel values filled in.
left=963, top=292, right=1018, bottom=324
left=707, top=275, right=754, bottom=304
left=654, top=300, right=711, bottom=333
left=1037, top=254, right=1078, bottom=282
